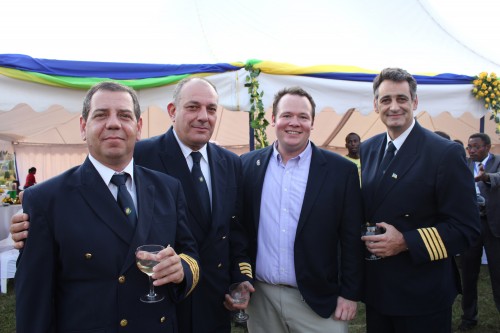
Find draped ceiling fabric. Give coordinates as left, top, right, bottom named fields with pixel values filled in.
left=1, top=0, right=500, bottom=183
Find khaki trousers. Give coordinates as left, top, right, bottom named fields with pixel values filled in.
left=247, top=281, right=348, bottom=333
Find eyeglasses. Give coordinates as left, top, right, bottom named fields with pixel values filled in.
left=466, top=145, right=486, bottom=151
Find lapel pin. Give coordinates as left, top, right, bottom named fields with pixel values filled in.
left=392, top=173, right=398, bottom=179
left=125, top=207, right=132, bottom=215
left=256, top=159, right=260, bottom=166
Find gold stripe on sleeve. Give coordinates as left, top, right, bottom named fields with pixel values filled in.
left=417, top=228, right=435, bottom=261
left=428, top=227, right=448, bottom=259
left=417, top=227, right=448, bottom=261
left=179, top=253, right=200, bottom=296
left=421, top=228, right=439, bottom=260
left=239, top=262, right=253, bottom=278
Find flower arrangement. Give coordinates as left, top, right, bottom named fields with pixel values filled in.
left=472, top=72, right=500, bottom=133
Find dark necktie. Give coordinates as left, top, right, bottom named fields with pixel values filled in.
left=191, top=152, right=212, bottom=223
left=379, top=141, right=396, bottom=175
left=110, top=173, right=137, bottom=227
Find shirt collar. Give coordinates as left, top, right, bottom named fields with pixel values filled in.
left=272, top=140, right=312, bottom=165
left=88, top=154, right=135, bottom=185
left=477, top=153, right=491, bottom=166
left=172, top=128, right=209, bottom=162
left=385, top=118, right=416, bottom=151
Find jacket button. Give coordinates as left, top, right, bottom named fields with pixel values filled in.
left=120, top=319, right=128, bottom=327
left=84, top=253, right=92, bottom=260
left=222, top=235, right=227, bottom=240
left=160, top=316, right=166, bottom=323
left=217, top=263, right=222, bottom=268
left=118, top=275, right=126, bottom=283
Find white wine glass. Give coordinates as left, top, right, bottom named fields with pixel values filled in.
left=136, top=244, right=165, bottom=303
left=229, top=282, right=250, bottom=323
left=361, top=223, right=383, bottom=260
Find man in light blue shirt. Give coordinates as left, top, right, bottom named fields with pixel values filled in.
left=233, top=86, right=364, bottom=333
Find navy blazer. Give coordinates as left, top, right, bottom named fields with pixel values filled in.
left=134, top=128, right=249, bottom=333
left=233, top=142, right=364, bottom=318
left=16, top=158, right=199, bottom=333
left=360, top=122, right=480, bottom=315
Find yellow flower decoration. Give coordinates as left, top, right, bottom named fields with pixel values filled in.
left=472, top=72, right=500, bottom=134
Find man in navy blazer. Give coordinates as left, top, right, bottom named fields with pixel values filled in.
left=232, top=87, right=364, bottom=332
left=10, top=77, right=251, bottom=333
left=360, top=68, right=480, bottom=333
left=15, top=82, right=199, bottom=332
left=134, top=77, right=252, bottom=333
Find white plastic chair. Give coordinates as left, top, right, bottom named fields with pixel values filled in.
left=0, top=236, right=19, bottom=293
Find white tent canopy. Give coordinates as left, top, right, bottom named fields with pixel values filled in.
left=1, top=0, right=499, bottom=73
left=1, top=0, right=499, bottom=183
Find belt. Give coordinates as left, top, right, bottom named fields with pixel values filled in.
left=277, top=284, right=296, bottom=289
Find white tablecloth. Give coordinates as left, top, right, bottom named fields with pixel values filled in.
left=0, top=204, right=21, bottom=241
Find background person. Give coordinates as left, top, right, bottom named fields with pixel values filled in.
left=15, top=82, right=199, bottom=333
left=457, top=133, right=500, bottom=331
left=344, top=132, right=361, bottom=178
left=233, top=86, right=364, bottom=333
left=23, top=167, right=36, bottom=189
left=360, top=68, right=480, bottom=333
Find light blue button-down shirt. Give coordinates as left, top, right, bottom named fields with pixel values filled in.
left=255, top=141, right=312, bottom=287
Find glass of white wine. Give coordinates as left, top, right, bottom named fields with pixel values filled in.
left=136, top=244, right=165, bottom=303
left=229, top=282, right=250, bottom=323
left=361, top=223, right=383, bottom=260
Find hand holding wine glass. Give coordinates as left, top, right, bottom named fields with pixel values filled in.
left=136, top=244, right=165, bottom=303
left=361, top=223, right=383, bottom=260
left=229, top=282, right=251, bottom=323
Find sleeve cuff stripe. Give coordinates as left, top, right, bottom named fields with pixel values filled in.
left=422, top=228, right=440, bottom=259
left=418, top=228, right=448, bottom=260
left=179, top=253, right=200, bottom=295
left=429, top=227, right=448, bottom=258
left=418, top=229, right=436, bottom=261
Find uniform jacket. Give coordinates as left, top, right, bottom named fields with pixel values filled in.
left=233, top=142, right=364, bottom=318
left=468, top=153, right=500, bottom=236
left=134, top=128, right=250, bottom=333
left=16, top=158, right=199, bottom=333
left=360, top=121, right=480, bottom=315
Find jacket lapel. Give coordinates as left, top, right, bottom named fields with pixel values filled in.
left=485, top=154, right=497, bottom=173
left=159, top=129, right=210, bottom=233
left=370, top=124, right=422, bottom=216
left=205, top=144, right=227, bottom=244
left=296, top=144, right=327, bottom=236
left=121, top=166, right=156, bottom=274
left=251, top=147, right=273, bottom=231
left=77, top=158, right=135, bottom=245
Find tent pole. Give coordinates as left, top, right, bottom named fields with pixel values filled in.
left=249, top=113, right=255, bottom=151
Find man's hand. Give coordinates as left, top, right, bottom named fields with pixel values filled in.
left=474, top=164, right=489, bottom=182
left=361, top=222, right=407, bottom=258
left=333, top=296, right=357, bottom=321
left=223, top=281, right=255, bottom=311
left=10, top=213, right=30, bottom=249
left=151, top=245, right=184, bottom=285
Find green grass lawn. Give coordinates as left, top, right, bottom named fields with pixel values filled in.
left=2, top=263, right=499, bottom=332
